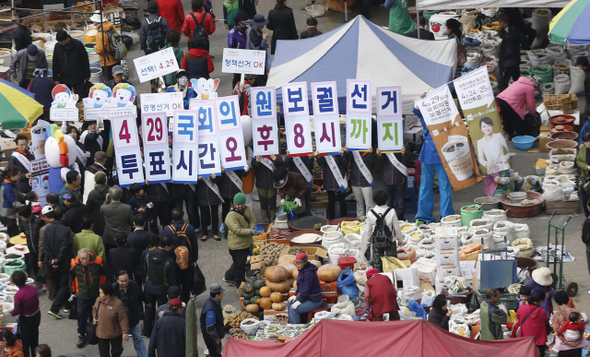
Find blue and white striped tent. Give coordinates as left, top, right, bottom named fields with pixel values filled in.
left=267, top=15, right=457, bottom=114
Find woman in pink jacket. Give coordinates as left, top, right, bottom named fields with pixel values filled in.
left=496, top=76, right=541, bottom=139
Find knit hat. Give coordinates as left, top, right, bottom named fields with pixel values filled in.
left=233, top=192, right=246, bottom=205
left=366, top=268, right=379, bottom=278
left=94, top=171, right=107, bottom=184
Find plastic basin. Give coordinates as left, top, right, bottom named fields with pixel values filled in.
left=512, top=135, right=535, bottom=150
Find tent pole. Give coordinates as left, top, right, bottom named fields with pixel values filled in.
left=416, top=7, right=420, bottom=39
left=344, top=0, right=347, bottom=22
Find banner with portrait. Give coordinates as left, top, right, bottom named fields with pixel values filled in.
left=417, top=85, right=482, bottom=191
left=453, top=67, right=509, bottom=176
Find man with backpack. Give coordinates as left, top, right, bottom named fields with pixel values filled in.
left=140, top=1, right=170, bottom=55
left=91, top=11, right=127, bottom=81
left=162, top=208, right=197, bottom=302
left=182, top=0, right=216, bottom=51
left=362, top=190, right=402, bottom=271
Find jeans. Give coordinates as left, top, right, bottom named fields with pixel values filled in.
left=129, top=323, right=147, bottom=357
left=143, top=292, right=168, bottom=336
left=287, top=299, right=323, bottom=324
left=416, top=162, right=454, bottom=223
left=98, top=336, right=123, bottom=357
left=19, top=310, right=40, bottom=357
left=77, top=297, right=95, bottom=335
left=351, top=186, right=374, bottom=219
left=199, top=205, right=219, bottom=236
left=385, top=183, right=406, bottom=220
left=327, top=190, right=347, bottom=220
left=225, top=248, right=250, bottom=287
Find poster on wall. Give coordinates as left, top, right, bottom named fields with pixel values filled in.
left=311, top=81, right=342, bottom=154
left=417, top=85, right=482, bottom=191
left=251, top=86, right=280, bottom=157
left=346, top=79, right=372, bottom=151
left=376, top=86, right=403, bottom=152
left=454, top=67, right=510, bottom=176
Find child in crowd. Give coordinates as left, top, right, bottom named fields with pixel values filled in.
left=558, top=312, right=585, bottom=343
left=24, top=191, right=42, bottom=218
left=197, top=173, right=222, bottom=241
left=344, top=147, right=376, bottom=219
left=516, top=285, right=530, bottom=311
left=128, top=183, right=157, bottom=234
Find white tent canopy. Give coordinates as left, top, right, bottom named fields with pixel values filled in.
left=415, top=0, right=569, bottom=10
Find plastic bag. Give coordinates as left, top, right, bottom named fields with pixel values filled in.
left=337, top=270, right=359, bottom=300
left=344, top=233, right=362, bottom=249
left=240, top=318, right=261, bottom=336
left=542, top=184, right=564, bottom=202
left=450, top=303, right=469, bottom=316
left=341, top=221, right=362, bottom=235
left=407, top=300, right=427, bottom=319
left=512, top=238, right=534, bottom=257
left=420, top=290, right=436, bottom=306
left=331, top=295, right=355, bottom=317
left=354, top=270, right=367, bottom=286
left=402, top=286, right=422, bottom=302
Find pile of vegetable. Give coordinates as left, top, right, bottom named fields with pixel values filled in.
left=225, top=311, right=259, bottom=328
left=259, top=242, right=288, bottom=269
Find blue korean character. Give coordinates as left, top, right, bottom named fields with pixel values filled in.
left=141, top=68, right=148, bottom=76
left=351, top=84, right=368, bottom=109
left=380, top=90, right=398, bottom=115
left=143, top=105, right=149, bottom=112
left=199, top=143, right=216, bottom=169
left=121, top=154, right=140, bottom=179
left=177, top=115, right=195, bottom=140
left=176, top=149, right=194, bottom=175
left=317, top=87, right=334, bottom=113
left=225, top=59, right=231, bottom=67
left=255, top=91, right=272, bottom=117
left=286, top=87, right=304, bottom=113
left=198, top=107, right=214, bottom=133
left=219, top=101, right=238, bottom=126
left=148, top=151, right=167, bottom=176
left=150, top=104, right=156, bottom=111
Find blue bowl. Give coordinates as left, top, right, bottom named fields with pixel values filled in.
left=512, top=135, right=536, bottom=150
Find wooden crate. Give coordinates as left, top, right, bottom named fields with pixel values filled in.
left=545, top=200, right=579, bottom=215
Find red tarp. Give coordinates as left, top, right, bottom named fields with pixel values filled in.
left=224, top=319, right=540, bottom=357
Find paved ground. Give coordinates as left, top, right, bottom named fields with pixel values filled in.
left=25, top=2, right=590, bottom=356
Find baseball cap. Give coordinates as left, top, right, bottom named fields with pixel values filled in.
left=169, top=298, right=182, bottom=310
left=27, top=44, right=38, bottom=61
left=41, top=205, right=53, bottom=215
left=209, top=283, right=225, bottom=294
left=62, top=193, right=72, bottom=201
left=294, top=253, right=308, bottom=263
left=112, top=65, right=125, bottom=75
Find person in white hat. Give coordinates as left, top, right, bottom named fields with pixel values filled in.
left=525, top=267, right=555, bottom=320
left=90, top=10, right=121, bottom=81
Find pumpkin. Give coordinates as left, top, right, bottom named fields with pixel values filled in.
left=270, top=292, right=283, bottom=303
left=272, top=302, right=286, bottom=311
left=293, top=269, right=299, bottom=279
left=265, top=266, right=289, bottom=282
left=259, top=297, right=272, bottom=309
left=246, top=304, right=260, bottom=313
left=286, top=278, right=295, bottom=287
left=310, top=260, right=322, bottom=268
left=243, top=282, right=255, bottom=294
left=242, top=292, right=252, bottom=300
left=279, top=263, right=297, bottom=278
left=259, top=286, right=272, bottom=297
left=252, top=296, right=262, bottom=304
left=317, top=264, right=342, bottom=282
left=265, top=280, right=291, bottom=293
left=246, top=276, right=257, bottom=284
left=293, top=280, right=297, bottom=290
left=278, top=254, right=297, bottom=265
left=253, top=279, right=266, bottom=290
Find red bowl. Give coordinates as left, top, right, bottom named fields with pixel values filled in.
left=549, top=114, right=575, bottom=127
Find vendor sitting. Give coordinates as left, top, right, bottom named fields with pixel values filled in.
left=273, top=168, right=309, bottom=217
left=486, top=168, right=523, bottom=197
left=165, top=70, right=196, bottom=109
left=365, top=268, right=399, bottom=321
left=287, top=253, right=322, bottom=324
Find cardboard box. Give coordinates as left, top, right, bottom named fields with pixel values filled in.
left=263, top=310, right=289, bottom=325
left=436, top=250, right=459, bottom=267
left=280, top=246, right=328, bottom=262
left=413, top=258, right=437, bottom=285
left=394, top=266, right=419, bottom=290
left=460, top=261, right=477, bottom=280
left=250, top=255, right=262, bottom=270
left=540, top=136, right=552, bottom=152
left=437, top=265, right=461, bottom=279
left=435, top=236, right=459, bottom=251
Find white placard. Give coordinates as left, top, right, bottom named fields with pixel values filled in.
left=314, top=118, right=342, bottom=154
left=376, top=86, right=402, bottom=119
left=133, top=47, right=180, bottom=83
left=219, top=132, right=246, bottom=169
left=346, top=79, right=372, bottom=115
left=84, top=108, right=110, bottom=121
left=141, top=112, right=170, bottom=183
left=109, top=106, right=137, bottom=119
left=115, top=148, right=145, bottom=187
left=50, top=108, right=78, bottom=123
left=111, top=115, right=140, bottom=150
left=417, top=86, right=460, bottom=127
left=198, top=137, right=221, bottom=176
left=221, top=48, right=266, bottom=75
left=252, top=120, right=279, bottom=156
left=140, top=92, right=184, bottom=116
left=172, top=110, right=199, bottom=183
left=376, top=86, right=403, bottom=151
left=282, top=82, right=313, bottom=155
left=285, top=117, right=313, bottom=155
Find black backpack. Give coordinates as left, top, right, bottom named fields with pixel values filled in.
left=189, top=13, right=209, bottom=49
left=370, top=208, right=393, bottom=249
left=145, top=16, right=166, bottom=53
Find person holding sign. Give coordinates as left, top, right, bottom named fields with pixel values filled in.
left=345, top=147, right=376, bottom=219
left=8, top=135, right=35, bottom=194
left=165, top=70, right=196, bottom=109
left=273, top=168, right=309, bottom=217
left=251, top=154, right=283, bottom=223
left=197, top=174, right=223, bottom=242
left=220, top=166, right=249, bottom=222
left=413, top=105, right=455, bottom=224
left=376, top=146, right=411, bottom=221
left=286, top=153, right=314, bottom=216
left=316, top=151, right=348, bottom=220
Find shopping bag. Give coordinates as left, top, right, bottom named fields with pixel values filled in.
left=191, top=264, right=207, bottom=296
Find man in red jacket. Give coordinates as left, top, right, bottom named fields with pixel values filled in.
left=183, top=0, right=216, bottom=50
left=156, top=0, right=185, bottom=31
left=364, top=268, right=399, bottom=321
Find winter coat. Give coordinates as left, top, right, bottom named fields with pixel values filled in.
left=92, top=296, right=129, bottom=339
left=43, top=220, right=74, bottom=266
left=277, top=172, right=309, bottom=201
left=415, top=107, right=442, bottom=165
left=8, top=150, right=34, bottom=194
left=365, top=274, right=399, bottom=317
left=182, top=11, right=215, bottom=42
left=295, top=263, right=322, bottom=303
left=345, top=150, right=375, bottom=187
left=149, top=311, right=186, bottom=357
left=72, top=229, right=105, bottom=259
left=377, top=150, right=410, bottom=186
left=480, top=299, right=508, bottom=340
left=499, top=25, right=521, bottom=67
left=113, top=280, right=147, bottom=328
left=225, top=206, right=256, bottom=250
left=20, top=215, right=43, bottom=254
left=582, top=217, right=590, bottom=252
left=363, top=205, right=403, bottom=246
left=14, top=23, right=32, bottom=51
left=163, top=44, right=184, bottom=86
left=251, top=155, right=283, bottom=189
left=428, top=307, right=450, bottom=330
left=70, top=252, right=106, bottom=300
left=27, top=75, right=55, bottom=110
left=316, top=155, right=348, bottom=192
left=514, top=304, right=548, bottom=345
left=64, top=201, right=89, bottom=234
left=9, top=47, right=48, bottom=83
left=52, top=36, right=90, bottom=86
left=94, top=22, right=120, bottom=67
left=144, top=248, right=177, bottom=296
left=246, top=26, right=267, bottom=50
left=181, top=48, right=214, bottom=79
left=384, top=0, right=416, bottom=35
left=219, top=169, right=248, bottom=200
left=140, top=14, right=170, bottom=53
left=2, top=179, right=19, bottom=210
left=286, top=156, right=314, bottom=181
left=162, top=220, right=198, bottom=261
left=299, top=27, right=322, bottom=39
left=145, top=183, right=170, bottom=203
left=525, top=279, right=555, bottom=319
left=0, top=339, right=24, bottom=357
left=223, top=0, right=239, bottom=27
left=155, top=0, right=185, bottom=31
left=200, top=296, right=224, bottom=341
left=228, top=25, right=247, bottom=49
left=109, top=245, right=137, bottom=279
left=128, top=229, right=151, bottom=275
left=196, top=177, right=222, bottom=206
left=266, top=5, right=297, bottom=55
left=496, top=77, right=537, bottom=120
left=100, top=201, right=134, bottom=246
left=86, top=184, right=110, bottom=236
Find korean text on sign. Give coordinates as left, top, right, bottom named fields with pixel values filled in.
left=418, top=85, right=460, bottom=127
left=140, top=92, right=184, bottom=117
left=376, top=86, right=403, bottom=151
left=134, top=47, right=180, bottom=83
left=251, top=86, right=279, bottom=157
left=141, top=112, right=171, bottom=183
left=215, top=96, right=247, bottom=170
left=221, top=48, right=266, bottom=75
left=282, top=82, right=313, bottom=155
left=346, top=79, right=373, bottom=151
left=195, top=101, right=221, bottom=176
left=173, top=110, right=199, bottom=183
left=112, top=114, right=144, bottom=186
left=311, top=81, right=342, bottom=154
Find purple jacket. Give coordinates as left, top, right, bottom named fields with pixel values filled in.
left=296, top=264, right=322, bottom=303
left=525, top=279, right=555, bottom=319
left=228, top=26, right=246, bottom=49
